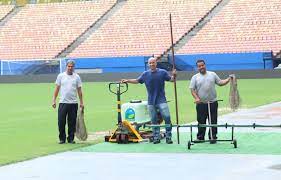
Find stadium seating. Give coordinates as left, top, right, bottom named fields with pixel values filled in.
left=177, top=0, right=281, bottom=55
left=69, top=0, right=220, bottom=58
left=0, top=0, right=12, bottom=5
left=37, top=0, right=87, bottom=3
left=0, top=5, right=14, bottom=20
left=0, top=1, right=115, bottom=59
left=1, top=0, right=280, bottom=60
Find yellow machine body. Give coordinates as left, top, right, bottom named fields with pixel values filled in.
left=109, top=120, right=143, bottom=143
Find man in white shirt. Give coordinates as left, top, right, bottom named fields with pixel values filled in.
left=52, top=60, right=84, bottom=144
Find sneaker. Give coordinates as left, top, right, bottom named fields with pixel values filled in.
left=166, top=138, right=173, bottom=144
left=193, top=139, right=205, bottom=143
left=68, top=140, right=76, bottom=144
left=208, top=136, right=217, bottom=140
left=58, top=140, right=65, bottom=144
left=153, top=139, right=161, bottom=144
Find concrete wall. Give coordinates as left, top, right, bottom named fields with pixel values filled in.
left=0, top=69, right=280, bottom=83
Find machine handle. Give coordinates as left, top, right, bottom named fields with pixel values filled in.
left=197, top=100, right=223, bottom=104
left=109, top=82, right=128, bottom=95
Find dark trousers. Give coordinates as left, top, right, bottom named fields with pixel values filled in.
left=196, top=101, right=218, bottom=140
left=58, top=103, right=78, bottom=142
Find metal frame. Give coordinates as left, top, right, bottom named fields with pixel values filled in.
left=187, top=125, right=237, bottom=149
left=145, top=123, right=281, bottom=149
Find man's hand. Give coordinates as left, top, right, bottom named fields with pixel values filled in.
left=120, top=79, right=128, bottom=83
left=227, top=74, right=235, bottom=83
left=172, top=69, right=177, bottom=77
left=229, top=74, right=235, bottom=79
left=170, top=69, right=177, bottom=81
left=194, top=98, right=201, bottom=104
left=52, top=101, right=56, bottom=109
left=80, top=103, right=84, bottom=110
left=172, top=69, right=177, bottom=79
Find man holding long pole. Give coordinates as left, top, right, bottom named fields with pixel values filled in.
left=121, top=57, right=176, bottom=144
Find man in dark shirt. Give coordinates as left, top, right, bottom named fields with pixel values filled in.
left=121, top=57, right=176, bottom=144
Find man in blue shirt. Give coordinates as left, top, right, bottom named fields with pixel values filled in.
left=121, top=57, right=176, bottom=144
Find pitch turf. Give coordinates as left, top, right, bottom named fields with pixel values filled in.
left=0, top=79, right=280, bottom=165
left=76, top=132, right=281, bottom=155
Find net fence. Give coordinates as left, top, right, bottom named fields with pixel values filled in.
left=0, top=58, right=67, bottom=75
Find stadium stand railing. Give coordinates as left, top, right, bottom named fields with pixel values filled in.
left=0, top=4, right=14, bottom=21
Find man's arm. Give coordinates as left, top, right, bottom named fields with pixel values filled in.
left=52, top=85, right=60, bottom=108
left=121, top=79, right=139, bottom=84
left=218, top=77, right=231, bottom=86
left=191, top=89, right=201, bottom=104
left=77, top=87, right=84, bottom=109
left=215, top=73, right=233, bottom=86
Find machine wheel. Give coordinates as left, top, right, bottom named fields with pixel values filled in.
left=187, top=141, right=191, bottom=150
left=233, top=139, right=237, bottom=148
left=121, top=134, right=129, bottom=144
left=116, top=134, right=122, bottom=144
left=104, top=135, right=110, bottom=142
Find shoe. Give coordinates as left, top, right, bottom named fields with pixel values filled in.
left=59, top=140, right=65, bottom=144
left=193, top=139, right=205, bottom=143
left=208, top=136, right=217, bottom=140
left=166, top=138, right=173, bottom=144
left=153, top=139, right=161, bottom=144
left=68, top=141, right=76, bottom=144
left=210, top=140, right=217, bottom=144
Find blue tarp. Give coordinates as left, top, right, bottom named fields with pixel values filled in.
left=73, top=52, right=273, bottom=72
left=0, top=52, right=273, bottom=75
left=72, top=56, right=149, bottom=72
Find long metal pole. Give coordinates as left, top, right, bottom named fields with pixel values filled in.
left=169, top=13, right=180, bottom=144
left=1, top=60, right=3, bottom=75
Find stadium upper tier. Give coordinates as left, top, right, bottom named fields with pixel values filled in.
left=0, top=0, right=280, bottom=60
left=177, top=0, right=281, bottom=55
left=69, top=0, right=220, bottom=58
left=0, top=5, right=14, bottom=20
left=0, top=0, right=115, bottom=59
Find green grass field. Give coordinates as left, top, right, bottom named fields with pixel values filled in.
left=0, top=79, right=280, bottom=165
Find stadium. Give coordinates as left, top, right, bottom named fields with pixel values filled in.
left=0, top=0, right=280, bottom=179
